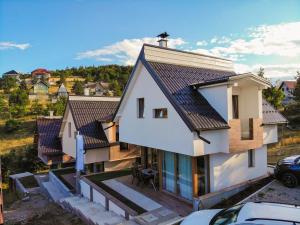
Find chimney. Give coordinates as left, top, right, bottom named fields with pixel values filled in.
left=49, top=110, right=54, bottom=118
left=157, top=32, right=169, bottom=48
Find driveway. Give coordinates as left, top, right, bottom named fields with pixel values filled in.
left=243, top=180, right=300, bottom=205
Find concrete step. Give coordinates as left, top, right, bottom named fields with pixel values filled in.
left=60, top=196, right=126, bottom=225
left=42, top=181, right=70, bottom=202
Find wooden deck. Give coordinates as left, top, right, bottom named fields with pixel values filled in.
left=115, top=175, right=193, bottom=217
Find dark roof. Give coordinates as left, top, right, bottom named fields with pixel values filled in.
left=262, top=99, right=287, bottom=124
left=279, top=80, right=297, bottom=90
left=144, top=60, right=237, bottom=130
left=69, top=100, right=119, bottom=149
left=4, top=70, right=18, bottom=75
left=37, top=118, right=62, bottom=155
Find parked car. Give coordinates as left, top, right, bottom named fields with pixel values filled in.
left=274, top=155, right=300, bottom=188
left=181, top=202, right=300, bottom=225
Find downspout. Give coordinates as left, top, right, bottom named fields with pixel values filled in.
left=196, top=131, right=211, bottom=144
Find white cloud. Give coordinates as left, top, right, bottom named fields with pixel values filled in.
left=76, top=37, right=186, bottom=65
left=211, top=22, right=300, bottom=58
left=0, top=42, right=30, bottom=50
left=234, top=63, right=300, bottom=79
left=196, top=40, right=207, bottom=46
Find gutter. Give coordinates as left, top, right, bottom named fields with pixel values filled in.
left=196, top=131, right=211, bottom=144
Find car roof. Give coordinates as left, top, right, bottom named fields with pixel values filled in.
left=238, top=202, right=300, bottom=223
left=282, top=155, right=300, bottom=162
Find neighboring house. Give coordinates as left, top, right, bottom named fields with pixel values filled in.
left=84, top=82, right=108, bottom=96
left=57, top=83, right=68, bottom=97
left=36, top=117, right=73, bottom=166
left=113, top=43, right=287, bottom=201
left=32, top=79, right=49, bottom=94
left=59, top=96, right=140, bottom=173
left=31, top=68, right=51, bottom=80
left=2, top=70, right=21, bottom=81
left=279, top=80, right=297, bottom=105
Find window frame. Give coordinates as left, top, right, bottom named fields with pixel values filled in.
left=153, top=108, right=168, bottom=119
left=68, top=122, right=72, bottom=138
left=137, top=98, right=145, bottom=118
left=248, top=149, right=255, bottom=168
left=232, top=95, right=239, bottom=119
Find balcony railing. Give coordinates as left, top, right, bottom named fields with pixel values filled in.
left=229, top=118, right=263, bottom=153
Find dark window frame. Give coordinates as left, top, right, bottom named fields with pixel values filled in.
left=232, top=95, right=239, bottom=119
left=153, top=108, right=168, bottom=118
left=248, top=149, right=255, bottom=168
left=137, top=98, right=144, bottom=118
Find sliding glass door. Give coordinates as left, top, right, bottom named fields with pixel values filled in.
left=162, top=152, right=175, bottom=193
left=178, top=154, right=193, bottom=200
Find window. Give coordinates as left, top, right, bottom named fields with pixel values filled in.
left=154, top=108, right=168, bottom=118
left=248, top=149, right=255, bottom=167
left=68, top=122, right=71, bottom=138
left=137, top=98, right=144, bottom=118
left=116, top=125, right=119, bottom=142
left=232, top=95, right=239, bottom=119
left=211, top=204, right=244, bottom=225
left=120, top=142, right=129, bottom=151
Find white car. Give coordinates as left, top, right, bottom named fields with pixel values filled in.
left=181, top=202, right=300, bottom=225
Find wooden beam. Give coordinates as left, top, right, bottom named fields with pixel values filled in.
left=192, top=157, right=198, bottom=197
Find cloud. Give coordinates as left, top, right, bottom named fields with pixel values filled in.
left=234, top=63, right=300, bottom=79
left=211, top=22, right=300, bottom=58
left=196, top=41, right=207, bottom=46
left=0, top=42, right=30, bottom=50
left=76, top=37, right=186, bottom=65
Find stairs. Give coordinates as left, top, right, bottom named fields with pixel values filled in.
left=60, top=196, right=127, bottom=225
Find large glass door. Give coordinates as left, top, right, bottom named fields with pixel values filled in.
left=162, top=152, right=175, bottom=193
left=178, top=154, right=193, bottom=200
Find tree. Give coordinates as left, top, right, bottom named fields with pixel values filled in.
left=9, top=88, right=29, bottom=117
left=257, top=67, right=265, bottom=78
left=0, top=94, right=9, bottom=119
left=294, top=71, right=300, bottom=103
left=46, top=96, right=67, bottom=116
left=110, top=80, right=122, bottom=96
left=257, top=67, right=284, bottom=109
left=31, top=100, right=44, bottom=115
left=1, top=76, right=17, bottom=93
left=85, top=74, right=93, bottom=83
left=72, top=80, right=84, bottom=95
left=58, top=73, right=66, bottom=85
left=19, top=79, right=28, bottom=92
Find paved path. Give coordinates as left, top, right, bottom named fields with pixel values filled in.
left=43, top=181, right=70, bottom=202
left=103, top=179, right=162, bottom=211
left=61, top=196, right=128, bottom=225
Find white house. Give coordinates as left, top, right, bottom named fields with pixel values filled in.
left=279, top=80, right=297, bottom=105
left=59, top=96, right=140, bottom=173
left=113, top=41, right=287, bottom=201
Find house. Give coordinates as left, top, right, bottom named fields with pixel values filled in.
left=2, top=70, right=21, bottom=81
left=84, top=82, right=108, bottom=96
left=59, top=96, right=140, bottom=173
left=57, top=83, right=68, bottom=97
left=113, top=40, right=287, bottom=202
left=279, top=80, right=297, bottom=105
left=31, top=68, right=51, bottom=80
left=32, top=79, right=49, bottom=94
left=36, top=116, right=73, bottom=166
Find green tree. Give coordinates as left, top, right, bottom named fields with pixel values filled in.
left=72, top=80, right=84, bottom=95
left=257, top=67, right=284, bottom=109
left=47, top=96, right=67, bottom=116
left=19, top=79, right=28, bottom=92
left=8, top=88, right=29, bottom=117
left=85, top=74, right=93, bottom=83
left=294, top=71, right=300, bottom=103
left=1, top=76, right=17, bottom=93
left=31, top=100, right=44, bottom=115
left=110, top=80, right=122, bottom=96
left=0, top=94, right=8, bottom=118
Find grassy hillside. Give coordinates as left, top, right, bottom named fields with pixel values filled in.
left=0, top=116, right=35, bottom=155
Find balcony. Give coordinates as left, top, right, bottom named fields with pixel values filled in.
left=229, top=118, right=263, bottom=153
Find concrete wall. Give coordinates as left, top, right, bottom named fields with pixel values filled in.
left=263, top=125, right=278, bottom=144
left=209, top=145, right=267, bottom=192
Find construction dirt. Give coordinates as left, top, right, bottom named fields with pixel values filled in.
left=4, top=193, right=86, bottom=225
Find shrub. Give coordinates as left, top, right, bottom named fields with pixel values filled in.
left=4, top=119, right=21, bottom=132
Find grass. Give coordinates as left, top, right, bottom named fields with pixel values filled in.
left=0, top=116, right=36, bottom=155
left=267, top=126, right=300, bottom=165
left=19, top=175, right=39, bottom=189
left=85, top=169, right=147, bottom=215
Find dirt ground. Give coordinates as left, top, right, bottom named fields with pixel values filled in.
left=4, top=193, right=86, bottom=225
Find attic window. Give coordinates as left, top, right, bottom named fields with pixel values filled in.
left=137, top=98, right=144, bottom=118
left=153, top=108, right=168, bottom=118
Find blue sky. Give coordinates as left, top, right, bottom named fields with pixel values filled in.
left=1, top=0, right=300, bottom=80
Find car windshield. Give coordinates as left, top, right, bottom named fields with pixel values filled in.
left=210, top=204, right=244, bottom=225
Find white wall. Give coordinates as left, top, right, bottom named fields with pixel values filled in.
left=62, top=108, right=77, bottom=158
left=118, top=63, right=197, bottom=156
left=263, top=125, right=278, bottom=144
left=85, top=148, right=109, bottom=164
left=198, top=85, right=229, bottom=121
left=209, top=145, right=267, bottom=192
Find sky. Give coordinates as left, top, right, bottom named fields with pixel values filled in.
left=1, top=0, right=300, bottom=81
